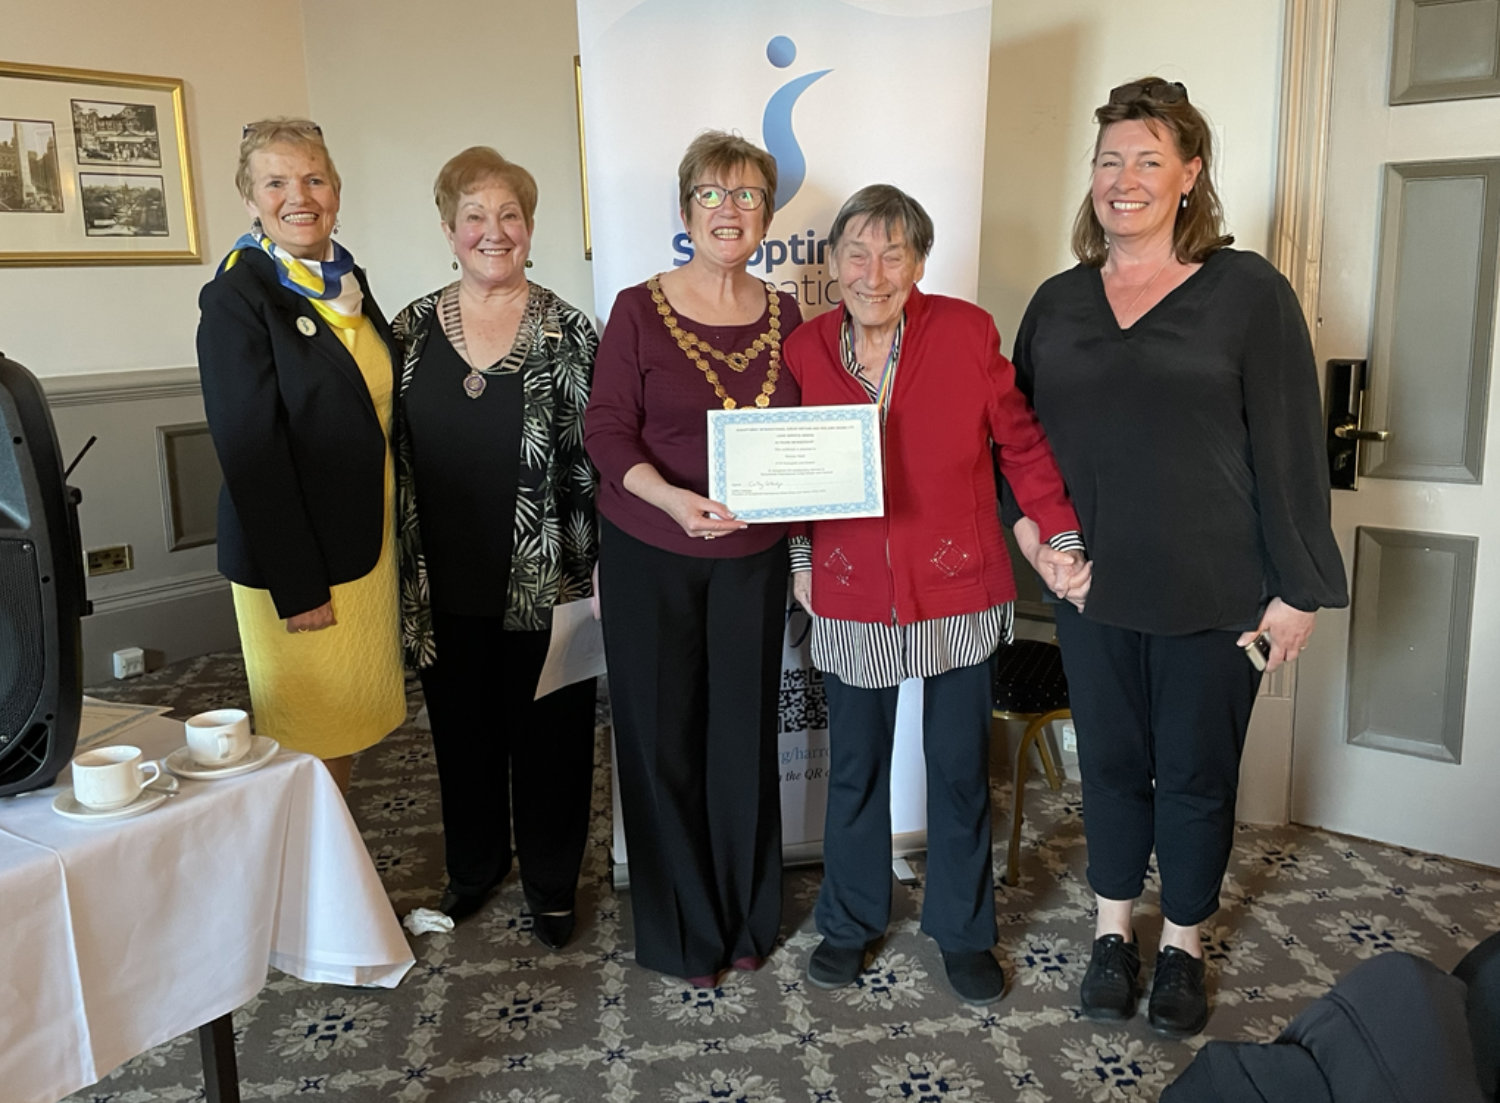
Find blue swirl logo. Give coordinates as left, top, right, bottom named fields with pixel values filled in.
left=763, top=35, right=830, bottom=208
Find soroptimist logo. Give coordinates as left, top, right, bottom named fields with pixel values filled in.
left=762, top=34, right=830, bottom=209
left=671, top=34, right=842, bottom=309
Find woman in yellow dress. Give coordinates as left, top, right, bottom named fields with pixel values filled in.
left=196, top=118, right=405, bottom=792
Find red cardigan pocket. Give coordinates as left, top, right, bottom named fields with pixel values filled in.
left=928, top=535, right=975, bottom=581
left=823, top=546, right=856, bottom=587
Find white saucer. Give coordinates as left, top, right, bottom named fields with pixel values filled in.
left=165, top=735, right=280, bottom=780
left=53, top=777, right=178, bottom=822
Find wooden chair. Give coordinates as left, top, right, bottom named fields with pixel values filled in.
left=991, top=638, right=1070, bottom=886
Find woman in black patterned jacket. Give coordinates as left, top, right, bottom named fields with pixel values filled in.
left=392, top=147, right=598, bottom=947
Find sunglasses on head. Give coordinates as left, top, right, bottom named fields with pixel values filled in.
left=241, top=121, right=323, bottom=140
left=1107, top=80, right=1188, bottom=107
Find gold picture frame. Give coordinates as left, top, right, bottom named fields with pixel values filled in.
left=0, top=61, right=200, bottom=266
left=574, top=55, right=592, bottom=261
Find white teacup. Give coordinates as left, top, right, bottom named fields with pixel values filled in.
left=184, top=708, right=253, bottom=767
left=72, top=745, right=163, bottom=811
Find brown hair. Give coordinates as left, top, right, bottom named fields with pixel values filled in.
left=676, top=130, right=779, bottom=227
left=235, top=118, right=339, bottom=201
left=433, top=146, right=538, bottom=229
left=1070, top=77, right=1233, bottom=267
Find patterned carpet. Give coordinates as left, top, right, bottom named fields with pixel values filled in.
left=68, top=651, right=1499, bottom=1103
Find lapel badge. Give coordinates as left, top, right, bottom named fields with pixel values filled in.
left=296, top=316, right=317, bottom=337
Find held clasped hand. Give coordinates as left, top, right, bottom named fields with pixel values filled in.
left=1034, top=545, right=1092, bottom=610
left=285, top=601, right=336, bottom=634
left=1237, top=597, right=1316, bottom=672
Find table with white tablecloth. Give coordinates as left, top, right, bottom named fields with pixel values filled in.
left=0, top=713, right=414, bottom=1103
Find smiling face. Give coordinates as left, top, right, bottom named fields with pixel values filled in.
left=829, top=215, right=925, bottom=336
left=242, top=142, right=340, bottom=260
left=681, top=160, right=770, bottom=272
left=443, top=183, right=533, bottom=293
left=1090, top=118, right=1202, bottom=251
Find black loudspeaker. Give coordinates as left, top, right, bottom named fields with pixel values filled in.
left=0, top=354, right=85, bottom=796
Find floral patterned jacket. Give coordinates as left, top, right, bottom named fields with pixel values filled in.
left=391, top=282, right=598, bottom=668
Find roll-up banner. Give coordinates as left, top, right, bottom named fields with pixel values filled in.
left=577, top=0, right=993, bottom=874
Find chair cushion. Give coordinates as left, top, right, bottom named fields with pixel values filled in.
left=992, top=639, right=1069, bottom=714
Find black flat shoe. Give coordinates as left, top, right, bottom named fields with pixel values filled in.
left=1080, top=933, right=1142, bottom=1020
left=807, top=939, right=867, bottom=989
left=941, top=948, right=1007, bottom=1005
left=438, top=888, right=489, bottom=922
left=1148, top=945, right=1209, bottom=1038
left=532, top=911, right=575, bottom=950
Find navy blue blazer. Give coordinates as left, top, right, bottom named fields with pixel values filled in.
left=196, top=247, right=395, bottom=619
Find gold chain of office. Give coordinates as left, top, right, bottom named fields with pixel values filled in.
left=648, top=275, right=781, bottom=410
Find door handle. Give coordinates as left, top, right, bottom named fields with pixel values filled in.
left=1325, top=359, right=1389, bottom=490
left=1332, top=423, right=1390, bottom=442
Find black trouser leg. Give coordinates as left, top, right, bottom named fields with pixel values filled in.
left=1054, top=604, right=1260, bottom=926
left=512, top=673, right=596, bottom=914
left=705, top=539, right=786, bottom=961
left=599, top=519, right=786, bottom=976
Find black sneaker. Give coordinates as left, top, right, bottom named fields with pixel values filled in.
left=1080, top=933, right=1142, bottom=1020
left=1148, top=945, right=1209, bottom=1038
left=807, top=939, right=867, bottom=989
left=941, top=949, right=1007, bottom=1005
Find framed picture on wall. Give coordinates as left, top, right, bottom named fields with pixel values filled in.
left=0, top=61, right=199, bottom=265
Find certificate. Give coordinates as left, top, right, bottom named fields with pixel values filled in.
left=706, top=404, right=884, bottom=522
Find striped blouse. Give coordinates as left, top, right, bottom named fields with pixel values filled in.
left=789, top=312, right=1082, bottom=690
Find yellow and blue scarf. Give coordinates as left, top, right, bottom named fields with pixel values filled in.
left=219, top=232, right=362, bottom=315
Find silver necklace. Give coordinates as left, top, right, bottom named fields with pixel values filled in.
left=1116, top=255, right=1173, bottom=320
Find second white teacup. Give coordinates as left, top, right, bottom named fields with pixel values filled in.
left=72, top=745, right=163, bottom=811
left=184, top=708, right=252, bottom=767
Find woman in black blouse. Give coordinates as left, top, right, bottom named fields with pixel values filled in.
left=392, top=147, right=598, bottom=947
left=1008, top=78, right=1347, bottom=1037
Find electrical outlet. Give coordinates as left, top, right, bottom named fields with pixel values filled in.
left=1061, top=721, right=1077, bottom=753
left=87, top=544, right=133, bottom=576
left=112, top=647, right=146, bottom=679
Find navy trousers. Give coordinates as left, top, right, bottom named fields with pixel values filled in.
left=817, top=658, right=998, bottom=953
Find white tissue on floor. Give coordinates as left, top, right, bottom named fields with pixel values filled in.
left=403, top=907, right=455, bottom=935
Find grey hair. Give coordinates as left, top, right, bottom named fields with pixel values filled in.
left=827, top=184, right=934, bottom=259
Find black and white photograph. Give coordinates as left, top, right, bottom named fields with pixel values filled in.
left=79, top=172, right=168, bottom=237
left=1, top=62, right=198, bottom=264
left=0, top=118, right=64, bottom=212
left=71, top=99, right=161, bottom=166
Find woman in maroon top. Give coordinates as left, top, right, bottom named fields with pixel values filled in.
left=585, top=131, right=803, bottom=987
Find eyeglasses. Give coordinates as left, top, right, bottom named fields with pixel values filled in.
left=691, top=184, right=768, bottom=211
left=241, top=121, right=323, bottom=140
left=1107, top=80, right=1187, bottom=107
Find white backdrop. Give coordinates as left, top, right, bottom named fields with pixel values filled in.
left=577, top=0, right=993, bottom=867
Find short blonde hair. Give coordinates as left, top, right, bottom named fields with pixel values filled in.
left=433, top=146, right=538, bottom=229
left=676, top=131, right=778, bottom=225
left=235, top=118, right=339, bottom=201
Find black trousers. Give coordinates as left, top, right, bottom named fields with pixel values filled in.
left=417, top=609, right=596, bottom=913
left=1054, top=603, right=1263, bottom=926
left=816, top=659, right=998, bottom=953
left=599, top=519, right=786, bottom=978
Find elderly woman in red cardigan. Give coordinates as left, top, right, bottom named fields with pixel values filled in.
left=785, top=184, right=1083, bottom=1007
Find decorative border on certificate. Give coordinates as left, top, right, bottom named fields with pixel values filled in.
left=707, top=404, right=884, bottom=522
left=0, top=61, right=200, bottom=266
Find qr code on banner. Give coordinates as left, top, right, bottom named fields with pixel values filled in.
left=778, top=667, right=828, bottom=735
